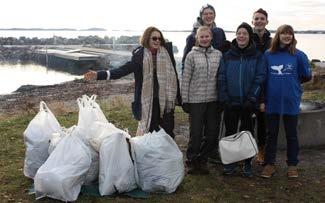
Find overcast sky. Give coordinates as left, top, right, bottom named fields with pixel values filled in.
left=1, top=0, right=325, bottom=31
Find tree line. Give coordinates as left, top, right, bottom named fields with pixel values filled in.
left=0, top=35, right=140, bottom=45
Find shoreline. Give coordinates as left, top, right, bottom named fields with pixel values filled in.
left=0, top=79, right=134, bottom=118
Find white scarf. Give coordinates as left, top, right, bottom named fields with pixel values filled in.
left=136, top=46, right=177, bottom=136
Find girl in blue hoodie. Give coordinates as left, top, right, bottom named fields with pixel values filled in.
left=260, top=25, right=312, bottom=178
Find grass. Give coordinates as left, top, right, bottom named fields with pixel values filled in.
left=302, top=89, right=325, bottom=103
left=1, top=99, right=325, bottom=202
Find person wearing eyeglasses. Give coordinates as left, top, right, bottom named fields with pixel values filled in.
left=251, top=8, right=272, bottom=165
left=217, top=22, right=266, bottom=177
left=181, top=26, right=222, bottom=175
left=84, top=26, right=181, bottom=137
left=181, top=4, right=229, bottom=74
left=260, top=25, right=311, bottom=179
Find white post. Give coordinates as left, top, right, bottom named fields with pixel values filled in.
left=113, top=37, right=115, bottom=50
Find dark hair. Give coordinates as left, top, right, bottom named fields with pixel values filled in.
left=269, top=24, right=297, bottom=54
left=253, top=8, right=268, bottom=20
left=140, top=26, right=166, bottom=48
left=199, top=4, right=215, bottom=18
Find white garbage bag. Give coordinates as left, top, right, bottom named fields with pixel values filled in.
left=23, top=101, right=61, bottom=179
left=89, top=121, right=131, bottom=152
left=130, top=129, right=184, bottom=193
left=48, top=126, right=75, bottom=155
left=77, top=95, right=108, bottom=132
left=34, top=129, right=92, bottom=202
left=99, top=133, right=137, bottom=196
left=76, top=95, right=107, bottom=185
left=73, top=126, right=99, bottom=185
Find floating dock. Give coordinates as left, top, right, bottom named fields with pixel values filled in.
left=34, top=45, right=132, bottom=61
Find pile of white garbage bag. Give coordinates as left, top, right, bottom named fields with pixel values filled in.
left=23, top=95, right=184, bottom=202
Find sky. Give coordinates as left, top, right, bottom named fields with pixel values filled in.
left=1, top=0, right=325, bottom=31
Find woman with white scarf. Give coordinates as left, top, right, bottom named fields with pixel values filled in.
left=84, top=26, right=181, bottom=137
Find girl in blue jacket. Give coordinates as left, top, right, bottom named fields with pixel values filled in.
left=260, top=25, right=312, bottom=178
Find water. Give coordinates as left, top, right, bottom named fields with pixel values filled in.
left=0, top=63, right=80, bottom=94
left=0, top=30, right=324, bottom=95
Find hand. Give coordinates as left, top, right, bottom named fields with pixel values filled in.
left=182, top=103, right=190, bottom=113
left=84, top=70, right=97, bottom=81
left=259, top=103, right=265, bottom=112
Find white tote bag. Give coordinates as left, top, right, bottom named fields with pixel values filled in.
left=219, top=131, right=258, bottom=164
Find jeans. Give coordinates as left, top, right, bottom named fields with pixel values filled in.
left=256, top=111, right=267, bottom=147
left=224, top=105, right=254, bottom=136
left=265, top=114, right=299, bottom=166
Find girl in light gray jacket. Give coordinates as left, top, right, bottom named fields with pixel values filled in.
left=181, top=26, right=222, bottom=174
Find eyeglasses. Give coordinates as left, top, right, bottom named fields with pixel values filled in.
left=151, top=36, right=162, bottom=41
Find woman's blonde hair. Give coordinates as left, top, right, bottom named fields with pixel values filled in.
left=269, top=24, right=297, bottom=54
left=140, top=26, right=166, bottom=48
left=195, top=26, right=212, bottom=46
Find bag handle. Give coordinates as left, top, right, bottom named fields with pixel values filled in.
left=90, top=94, right=97, bottom=101
left=246, top=131, right=259, bottom=154
left=77, top=98, right=85, bottom=108
left=39, top=101, right=49, bottom=112
left=218, top=112, right=225, bottom=140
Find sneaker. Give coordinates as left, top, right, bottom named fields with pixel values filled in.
left=256, top=146, right=265, bottom=165
left=260, top=164, right=276, bottom=178
left=242, top=162, right=253, bottom=178
left=287, top=166, right=298, bottom=178
left=223, top=163, right=236, bottom=175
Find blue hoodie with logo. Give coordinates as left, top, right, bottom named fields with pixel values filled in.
left=264, top=48, right=312, bottom=115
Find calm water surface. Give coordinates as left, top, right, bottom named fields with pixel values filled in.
left=0, top=63, right=79, bottom=95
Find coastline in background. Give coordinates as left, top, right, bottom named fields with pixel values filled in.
left=0, top=30, right=324, bottom=60
left=0, top=30, right=324, bottom=95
